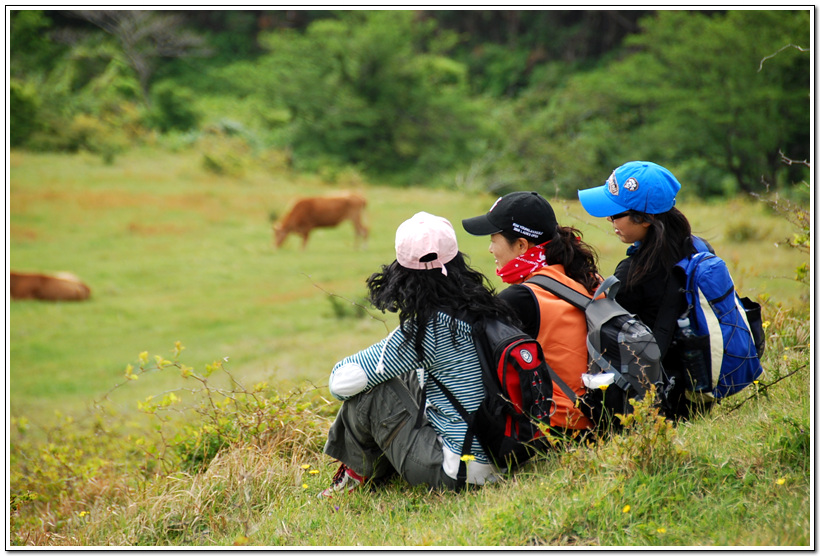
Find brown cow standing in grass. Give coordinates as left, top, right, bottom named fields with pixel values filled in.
left=273, top=192, right=369, bottom=249
left=10, top=271, right=91, bottom=301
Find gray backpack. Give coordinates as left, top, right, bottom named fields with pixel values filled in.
left=527, top=274, right=665, bottom=432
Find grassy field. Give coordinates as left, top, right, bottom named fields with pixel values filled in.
left=8, top=147, right=807, bottom=419
left=8, top=147, right=812, bottom=547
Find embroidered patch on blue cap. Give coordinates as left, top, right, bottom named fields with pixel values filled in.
left=607, top=172, right=619, bottom=195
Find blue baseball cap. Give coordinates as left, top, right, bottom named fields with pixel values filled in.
left=577, top=161, right=681, bottom=217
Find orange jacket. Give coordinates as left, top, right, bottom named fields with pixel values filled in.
left=522, top=265, right=592, bottom=430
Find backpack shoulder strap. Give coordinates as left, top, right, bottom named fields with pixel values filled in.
left=655, top=237, right=711, bottom=354
left=512, top=277, right=586, bottom=404
left=692, top=235, right=715, bottom=254
left=547, top=365, right=578, bottom=404
left=526, top=274, right=591, bottom=310
left=428, top=372, right=473, bottom=489
left=591, top=275, right=621, bottom=300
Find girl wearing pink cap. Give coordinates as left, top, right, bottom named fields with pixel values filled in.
left=319, top=212, right=517, bottom=496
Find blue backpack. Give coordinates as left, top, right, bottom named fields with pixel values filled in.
left=675, top=237, right=765, bottom=399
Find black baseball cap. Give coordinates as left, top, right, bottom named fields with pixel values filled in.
left=462, top=191, right=558, bottom=243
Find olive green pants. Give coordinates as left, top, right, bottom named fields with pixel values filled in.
left=323, top=371, right=458, bottom=490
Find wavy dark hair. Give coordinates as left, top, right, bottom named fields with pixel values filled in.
left=366, top=252, right=517, bottom=362
left=500, top=225, right=601, bottom=294
left=622, top=207, right=693, bottom=288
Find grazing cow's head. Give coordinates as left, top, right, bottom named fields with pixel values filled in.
left=273, top=224, right=287, bottom=248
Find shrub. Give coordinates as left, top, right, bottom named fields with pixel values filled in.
left=146, top=82, right=201, bottom=133
left=597, top=387, right=688, bottom=476
left=199, top=134, right=253, bottom=177
left=9, top=79, right=42, bottom=147
left=326, top=294, right=368, bottom=320
left=68, top=113, right=129, bottom=163
left=9, top=342, right=335, bottom=545
left=250, top=11, right=492, bottom=185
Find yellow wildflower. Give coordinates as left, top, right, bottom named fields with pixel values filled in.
left=776, top=478, right=786, bottom=485
left=622, top=505, right=631, bottom=513
left=599, top=384, right=609, bottom=391
left=762, top=321, right=771, bottom=330
left=309, top=469, right=319, bottom=475
left=460, top=454, right=476, bottom=462
left=302, top=484, right=309, bottom=489
left=657, top=527, right=666, bottom=534
left=301, top=464, right=311, bottom=469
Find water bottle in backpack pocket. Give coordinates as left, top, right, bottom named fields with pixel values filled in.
left=675, top=316, right=712, bottom=392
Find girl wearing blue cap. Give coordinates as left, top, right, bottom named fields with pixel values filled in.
left=578, top=161, right=709, bottom=420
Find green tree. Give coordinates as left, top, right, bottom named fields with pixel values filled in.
left=521, top=10, right=810, bottom=197
left=621, top=10, right=809, bottom=194
left=9, top=79, right=42, bottom=147
left=237, top=10, right=493, bottom=183
left=9, top=10, right=67, bottom=77
left=67, top=10, right=211, bottom=104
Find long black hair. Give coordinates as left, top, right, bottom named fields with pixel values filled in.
left=366, top=252, right=516, bottom=362
left=500, top=225, right=601, bottom=294
left=622, top=207, right=693, bottom=289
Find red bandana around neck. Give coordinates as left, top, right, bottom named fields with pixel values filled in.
left=496, top=241, right=550, bottom=284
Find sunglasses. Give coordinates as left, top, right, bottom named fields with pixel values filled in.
left=608, top=211, right=631, bottom=220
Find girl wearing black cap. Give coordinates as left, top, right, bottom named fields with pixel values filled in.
left=463, top=191, right=601, bottom=434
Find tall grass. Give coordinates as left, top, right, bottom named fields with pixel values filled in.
left=9, top=145, right=812, bottom=546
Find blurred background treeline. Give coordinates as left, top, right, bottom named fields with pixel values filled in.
left=9, top=9, right=811, bottom=198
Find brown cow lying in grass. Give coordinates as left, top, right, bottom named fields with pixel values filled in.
left=10, top=271, right=91, bottom=301
left=273, top=192, right=368, bottom=249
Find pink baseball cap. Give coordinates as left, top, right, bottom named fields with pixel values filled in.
left=395, top=212, right=459, bottom=276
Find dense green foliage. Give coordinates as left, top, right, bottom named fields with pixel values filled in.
left=239, top=11, right=490, bottom=182
left=8, top=9, right=810, bottom=193
left=480, top=11, right=810, bottom=197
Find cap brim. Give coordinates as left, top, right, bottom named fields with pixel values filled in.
left=462, top=214, right=503, bottom=236
left=577, top=184, right=629, bottom=218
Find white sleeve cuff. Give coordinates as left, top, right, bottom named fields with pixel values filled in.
left=328, top=361, right=369, bottom=399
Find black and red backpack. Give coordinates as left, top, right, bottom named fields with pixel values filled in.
left=429, top=318, right=557, bottom=485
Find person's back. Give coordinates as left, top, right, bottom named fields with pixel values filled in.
left=319, top=211, right=517, bottom=496
left=518, top=264, right=592, bottom=429
left=328, top=309, right=489, bottom=480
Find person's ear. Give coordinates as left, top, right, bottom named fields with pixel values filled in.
left=516, top=237, right=530, bottom=254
